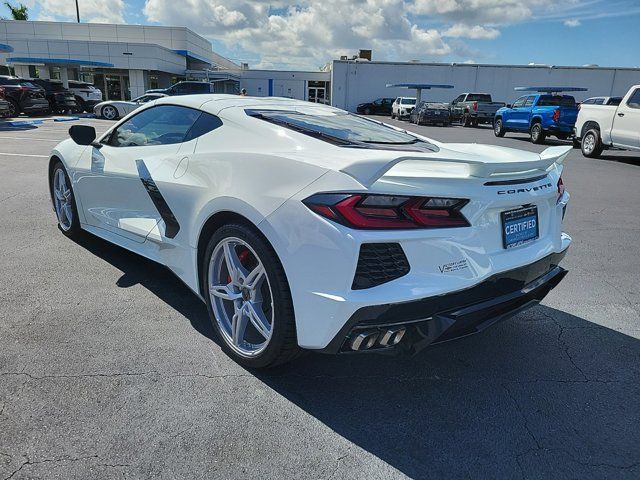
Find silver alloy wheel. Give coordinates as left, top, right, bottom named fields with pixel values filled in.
left=583, top=133, right=595, bottom=154
left=102, top=105, right=118, bottom=120
left=53, top=167, right=73, bottom=231
left=208, top=237, right=274, bottom=357
left=494, top=120, right=502, bottom=134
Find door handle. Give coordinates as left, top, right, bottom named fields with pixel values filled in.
left=618, top=112, right=625, bottom=117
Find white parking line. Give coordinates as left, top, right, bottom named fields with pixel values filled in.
left=0, top=136, right=61, bottom=141
left=0, top=152, right=48, bottom=158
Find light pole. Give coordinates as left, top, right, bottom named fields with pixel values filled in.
left=75, top=0, right=80, bottom=22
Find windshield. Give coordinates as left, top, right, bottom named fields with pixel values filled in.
left=247, top=109, right=429, bottom=146
left=538, top=95, right=576, bottom=107
left=401, top=98, right=416, bottom=105
left=466, top=94, right=492, bottom=102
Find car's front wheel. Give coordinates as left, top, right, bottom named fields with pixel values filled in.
left=50, top=161, right=81, bottom=237
left=101, top=105, right=119, bottom=120
left=493, top=118, right=505, bottom=137
left=203, top=223, right=299, bottom=368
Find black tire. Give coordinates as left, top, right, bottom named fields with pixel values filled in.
left=364, top=107, right=371, bottom=115
left=572, top=138, right=581, bottom=149
left=556, top=133, right=569, bottom=140
left=6, top=98, right=19, bottom=117
left=74, top=97, right=86, bottom=114
left=462, top=113, right=472, bottom=127
left=581, top=129, right=604, bottom=158
left=50, top=161, right=81, bottom=238
left=202, top=223, right=299, bottom=369
left=530, top=123, right=546, bottom=144
left=471, top=119, right=479, bottom=127
left=493, top=118, right=505, bottom=137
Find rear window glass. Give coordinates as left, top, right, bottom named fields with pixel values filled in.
left=538, top=95, right=576, bottom=107
left=400, top=98, right=416, bottom=105
left=247, top=109, right=430, bottom=146
left=466, top=94, right=492, bottom=102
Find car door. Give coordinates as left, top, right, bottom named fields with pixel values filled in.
left=611, top=88, right=640, bottom=148
left=72, top=105, right=202, bottom=242
left=504, top=96, right=527, bottom=129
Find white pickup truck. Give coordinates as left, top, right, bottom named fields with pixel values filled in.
left=574, top=85, right=640, bottom=158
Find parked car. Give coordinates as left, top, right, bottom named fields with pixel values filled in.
left=574, top=85, right=640, bottom=158
left=0, top=75, right=50, bottom=116
left=68, top=80, right=103, bottom=112
left=494, top=93, right=579, bottom=144
left=450, top=93, right=505, bottom=126
left=147, top=81, right=215, bottom=96
left=94, top=93, right=168, bottom=120
left=410, top=101, right=451, bottom=126
left=0, top=87, right=11, bottom=117
left=27, top=78, right=77, bottom=114
left=356, top=97, right=394, bottom=115
left=580, top=96, right=622, bottom=107
left=391, top=97, right=416, bottom=119
left=50, top=96, right=571, bottom=368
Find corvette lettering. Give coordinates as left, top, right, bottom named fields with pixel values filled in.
left=498, top=183, right=553, bottom=195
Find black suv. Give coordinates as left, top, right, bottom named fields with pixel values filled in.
left=0, top=76, right=50, bottom=116
left=147, top=81, right=215, bottom=96
left=0, top=86, right=11, bottom=117
left=356, top=97, right=394, bottom=115
left=27, top=79, right=78, bottom=114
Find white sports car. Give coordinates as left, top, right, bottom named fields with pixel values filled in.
left=93, top=93, right=167, bottom=120
left=49, top=95, right=571, bottom=368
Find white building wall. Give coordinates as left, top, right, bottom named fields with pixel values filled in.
left=128, top=69, right=145, bottom=98
left=331, top=60, right=640, bottom=111
left=237, top=69, right=330, bottom=100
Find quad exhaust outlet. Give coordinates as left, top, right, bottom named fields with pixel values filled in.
left=349, top=327, right=406, bottom=351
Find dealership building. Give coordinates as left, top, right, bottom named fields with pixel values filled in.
left=2, top=19, right=640, bottom=108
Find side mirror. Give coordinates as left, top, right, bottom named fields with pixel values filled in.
left=69, top=125, right=97, bottom=146
left=506, top=104, right=512, bottom=108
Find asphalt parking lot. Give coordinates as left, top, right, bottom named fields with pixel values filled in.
left=0, top=115, right=639, bottom=480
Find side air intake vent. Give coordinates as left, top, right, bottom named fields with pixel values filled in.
left=352, top=243, right=410, bottom=290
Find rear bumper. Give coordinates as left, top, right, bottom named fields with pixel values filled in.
left=320, top=250, right=568, bottom=354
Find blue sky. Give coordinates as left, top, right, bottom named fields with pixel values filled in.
left=7, top=0, right=640, bottom=69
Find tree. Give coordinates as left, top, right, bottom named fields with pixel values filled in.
left=4, top=2, right=29, bottom=20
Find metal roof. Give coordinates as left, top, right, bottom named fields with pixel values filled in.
left=514, top=87, right=589, bottom=93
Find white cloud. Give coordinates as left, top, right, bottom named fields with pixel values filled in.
left=33, top=0, right=125, bottom=23
left=563, top=18, right=581, bottom=27
left=443, top=24, right=500, bottom=39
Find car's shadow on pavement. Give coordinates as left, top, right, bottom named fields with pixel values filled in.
left=73, top=231, right=640, bottom=479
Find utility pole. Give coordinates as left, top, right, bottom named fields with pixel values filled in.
left=75, top=0, right=80, bottom=22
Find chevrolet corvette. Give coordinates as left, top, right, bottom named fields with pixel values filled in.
left=49, top=95, right=571, bottom=368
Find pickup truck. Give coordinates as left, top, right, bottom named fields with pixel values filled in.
left=493, top=94, right=579, bottom=144
left=450, top=93, right=505, bottom=126
left=574, top=85, right=640, bottom=158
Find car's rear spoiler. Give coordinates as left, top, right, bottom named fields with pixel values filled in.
left=339, top=145, right=571, bottom=187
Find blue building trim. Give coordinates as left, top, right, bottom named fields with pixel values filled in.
left=268, top=79, right=273, bottom=96
left=173, top=49, right=211, bottom=65
left=0, top=43, right=14, bottom=53
left=6, top=57, right=114, bottom=67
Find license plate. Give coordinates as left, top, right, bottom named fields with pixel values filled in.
left=501, top=206, right=539, bottom=249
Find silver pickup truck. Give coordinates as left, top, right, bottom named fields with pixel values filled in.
left=574, top=85, right=640, bottom=158
left=450, top=93, right=505, bottom=127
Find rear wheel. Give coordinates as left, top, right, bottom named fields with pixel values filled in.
left=581, top=129, right=603, bottom=158
left=203, top=223, right=299, bottom=369
left=530, top=123, right=546, bottom=144
left=364, top=107, right=371, bottom=115
left=462, top=113, right=472, bottom=127
left=101, top=105, right=119, bottom=120
left=50, top=161, right=81, bottom=237
left=493, top=118, right=505, bottom=137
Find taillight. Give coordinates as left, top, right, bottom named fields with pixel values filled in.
left=303, top=193, right=470, bottom=229
left=557, top=176, right=565, bottom=196
left=473, top=101, right=478, bottom=111
left=552, top=109, right=560, bottom=122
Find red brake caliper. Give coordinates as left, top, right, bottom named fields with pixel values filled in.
left=227, top=248, right=251, bottom=283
